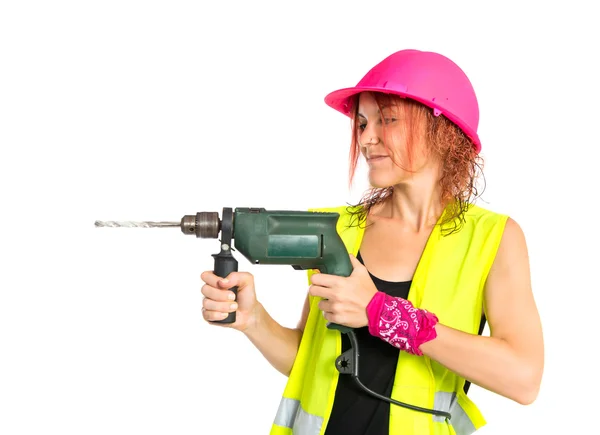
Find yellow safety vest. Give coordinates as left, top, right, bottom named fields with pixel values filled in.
left=270, top=203, right=508, bottom=435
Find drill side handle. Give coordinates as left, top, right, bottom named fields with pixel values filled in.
left=211, top=249, right=238, bottom=324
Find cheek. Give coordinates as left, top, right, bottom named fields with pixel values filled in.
left=385, top=131, right=406, bottom=153
left=386, top=136, right=429, bottom=168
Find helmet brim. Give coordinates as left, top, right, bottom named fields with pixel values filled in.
left=324, top=86, right=481, bottom=152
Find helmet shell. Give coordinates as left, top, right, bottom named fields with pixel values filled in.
left=324, top=49, right=481, bottom=152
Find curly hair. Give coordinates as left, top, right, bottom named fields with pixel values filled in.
left=345, top=92, right=485, bottom=235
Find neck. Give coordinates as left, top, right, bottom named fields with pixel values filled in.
left=378, top=167, right=445, bottom=232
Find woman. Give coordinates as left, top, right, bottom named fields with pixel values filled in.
left=200, top=49, right=544, bottom=435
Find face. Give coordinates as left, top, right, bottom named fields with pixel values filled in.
left=356, top=92, right=435, bottom=188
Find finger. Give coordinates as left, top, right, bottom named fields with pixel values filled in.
left=202, top=308, right=230, bottom=322
left=201, top=283, right=236, bottom=302
left=310, top=272, right=340, bottom=288
left=201, top=270, right=250, bottom=292
left=309, top=284, right=332, bottom=299
left=203, top=297, right=238, bottom=313
left=215, top=271, right=253, bottom=290
left=318, top=299, right=334, bottom=313
left=322, top=310, right=342, bottom=325
left=200, top=270, right=226, bottom=288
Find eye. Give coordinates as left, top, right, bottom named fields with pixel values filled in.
left=358, top=123, right=366, bottom=131
left=384, top=117, right=397, bottom=124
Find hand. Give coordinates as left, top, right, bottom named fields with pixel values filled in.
left=309, top=254, right=379, bottom=328
left=200, top=270, right=259, bottom=332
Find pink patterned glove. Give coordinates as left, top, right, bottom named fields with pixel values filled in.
left=366, top=291, right=439, bottom=356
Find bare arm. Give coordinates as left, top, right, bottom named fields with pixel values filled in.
left=243, top=295, right=311, bottom=377
left=420, top=217, right=544, bottom=404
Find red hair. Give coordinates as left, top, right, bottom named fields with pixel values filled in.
left=345, top=92, right=485, bottom=234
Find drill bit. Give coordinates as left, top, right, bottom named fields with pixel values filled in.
left=94, top=220, right=180, bottom=228
left=95, top=212, right=221, bottom=238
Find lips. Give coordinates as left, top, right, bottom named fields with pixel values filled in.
left=367, top=155, right=388, bottom=162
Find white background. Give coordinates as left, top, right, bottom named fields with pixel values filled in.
left=1, top=1, right=597, bottom=434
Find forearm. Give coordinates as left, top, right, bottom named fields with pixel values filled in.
left=243, top=302, right=303, bottom=377
left=420, top=324, right=541, bottom=404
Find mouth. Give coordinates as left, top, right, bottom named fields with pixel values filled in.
left=367, top=155, right=389, bottom=162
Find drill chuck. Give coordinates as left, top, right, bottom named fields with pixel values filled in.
left=180, top=212, right=221, bottom=238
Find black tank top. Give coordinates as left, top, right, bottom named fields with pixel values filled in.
left=324, top=251, right=411, bottom=435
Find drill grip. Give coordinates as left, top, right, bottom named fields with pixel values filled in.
left=211, top=250, right=238, bottom=324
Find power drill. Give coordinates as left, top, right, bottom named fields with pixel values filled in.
left=95, top=206, right=452, bottom=420
left=95, top=207, right=353, bottom=333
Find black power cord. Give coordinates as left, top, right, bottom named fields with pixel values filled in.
left=335, top=330, right=452, bottom=421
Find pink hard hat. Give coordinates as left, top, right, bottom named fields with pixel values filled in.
left=324, top=49, right=481, bottom=152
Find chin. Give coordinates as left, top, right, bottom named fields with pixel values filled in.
left=368, top=167, right=412, bottom=189
left=368, top=175, right=396, bottom=189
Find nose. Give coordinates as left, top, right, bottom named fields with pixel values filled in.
left=360, top=121, right=380, bottom=148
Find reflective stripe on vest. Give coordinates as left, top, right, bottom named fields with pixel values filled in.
left=274, top=397, right=323, bottom=434
left=273, top=391, right=478, bottom=435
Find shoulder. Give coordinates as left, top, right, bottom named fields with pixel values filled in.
left=447, top=203, right=521, bottom=276
left=463, top=203, right=508, bottom=224
left=494, top=215, right=528, bottom=264
left=457, top=203, right=509, bottom=241
left=468, top=204, right=529, bottom=278
left=464, top=203, right=524, bottom=241
left=501, top=215, right=526, bottom=240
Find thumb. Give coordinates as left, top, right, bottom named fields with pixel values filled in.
left=217, top=277, right=232, bottom=288
left=217, top=274, right=237, bottom=289
left=218, top=271, right=251, bottom=289
left=349, top=253, right=363, bottom=271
